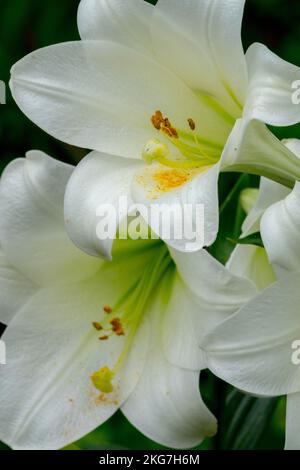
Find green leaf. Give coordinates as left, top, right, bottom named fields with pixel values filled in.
left=219, top=387, right=280, bottom=450
left=227, top=232, right=264, bottom=248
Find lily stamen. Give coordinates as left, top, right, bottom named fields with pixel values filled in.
left=148, top=110, right=219, bottom=170
left=91, top=246, right=172, bottom=395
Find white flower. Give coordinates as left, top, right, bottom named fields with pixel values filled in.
left=9, top=0, right=300, bottom=257
left=0, top=151, right=255, bottom=450
left=227, top=176, right=289, bottom=291
left=202, top=139, right=300, bottom=449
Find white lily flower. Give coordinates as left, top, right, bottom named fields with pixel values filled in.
left=201, top=139, right=300, bottom=449
left=0, top=151, right=256, bottom=450
left=9, top=0, right=300, bottom=257
left=227, top=177, right=289, bottom=290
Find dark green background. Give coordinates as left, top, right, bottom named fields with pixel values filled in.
left=0, top=0, right=297, bottom=450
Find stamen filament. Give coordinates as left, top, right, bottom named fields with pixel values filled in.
left=91, top=246, right=173, bottom=394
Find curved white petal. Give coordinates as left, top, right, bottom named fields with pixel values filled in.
left=222, top=119, right=300, bottom=188
left=64, top=151, right=143, bottom=259
left=0, top=263, right=150, bottom=450
left=151, top=0, right=247, bottom=114
left=227, top=177, right=287, bottom=290
left=241, top=178, right=290, bottom=236
left=261, top=182, right=300, bottom=277
left=204, top=271, right=300, bottom=396
left=285, top=392, right=300, bottom=450
left=78, top=0, right=153, bottom=54
left=132, top=163, right=220, bottom=252
left=0, top=151, right=99, bottom=285
left=10, top=41, right=224, bottom=158
left=244, top=43, right=300, bottom=126
left=283, top=138, right=300, bottom=158
left=163, top=249, right=256, bottom=370
left=122, top=276, right=216, bottom=449
left=227, top=245, right=276, bottom=291
left=0, top=250, right=36, bottom=325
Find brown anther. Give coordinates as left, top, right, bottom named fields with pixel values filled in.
left=99, top=335, right=109, bottom=341
left=170, top=127, right=179, bottom=138
left=93, top=322, right=103, bottom=331
left=188, top=118, right=196, bottom=131
left=103, top=305, right=113, bottom=314
left=163, top=117, right=171, bottom=129
left=161, top=126, right=173, bottom=138
left=151, top=110, right=164, bottom=130
left=162, top=126, right=178, bottom=139
left=110, top=318, right=125, bottom=336
left=151, top=110, right=178, bottom=139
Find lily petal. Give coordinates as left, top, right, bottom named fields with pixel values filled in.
left=78, top=0, right=154, bottom=54
left=0, top=263, right=150, bottom=450
left=204, top=271, right=300, bottom=396
left=122, top=275, right=216, bottom=449
left=0, top=250, right=36, bottom=325
left=227, top=245, right=276, bottom=291
left=151, top=0, right=247, bottom=114
left=283, top=138, right=300, bottom=157
left=261, top=182, right=300, bottom=277
left=10, top=41, right=223, bottom=158
left=64, top=151, right=143, bottom=259
left=163, top=249, right=256, bottom=370
left=0, top=151, right=99, bottom=285
left=285, top=392, right=300, bottom=450
left=222, top=119, right=300, bottom=188
left=241, top=178, right=290, bottom=236
left=131, top=163, right=221, bottom=252
left=227, top=177, right=287, bottom=290
left=244, top=43, right=300, bottom=126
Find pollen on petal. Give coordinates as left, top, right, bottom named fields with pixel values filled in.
left=91, top=367, right=114, bottom=394
left=154, top=169, right=191, bottom=192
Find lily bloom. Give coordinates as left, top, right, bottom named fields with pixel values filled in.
left=0, top=151, right=255, bottom=450
left=203, top=140, right=300, bottom=449
left=9, top=0, right=300, bottom=256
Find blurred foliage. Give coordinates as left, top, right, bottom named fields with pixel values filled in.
left=0, top=0, right=298, bottom=450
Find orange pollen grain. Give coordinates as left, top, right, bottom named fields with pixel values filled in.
left=154, top=169, right=190, bottom=192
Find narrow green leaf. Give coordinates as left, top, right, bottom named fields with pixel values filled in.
left=227, top=232, right=264, bottom=248
left=220, top=388, right=280, bottom=450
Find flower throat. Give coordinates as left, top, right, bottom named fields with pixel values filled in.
left=142, top=110, right=222, bottom=170
left=91, top=245, right=172, bottom=394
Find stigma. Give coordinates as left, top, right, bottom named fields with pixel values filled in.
left=142, top=139, right=169, bottom=165
left=91, top=367, right=114, bottom=394
left=145, top=110, right=218, bottom=170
